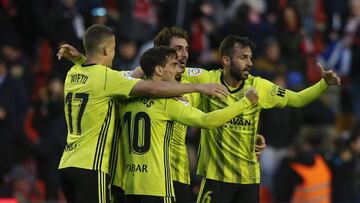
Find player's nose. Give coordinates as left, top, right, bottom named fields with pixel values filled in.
left=247, top=58, right=253, bottom=67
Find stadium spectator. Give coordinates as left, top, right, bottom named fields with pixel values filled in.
left=112, top=36, right=139, bottom=70
left=258, top=73, right=303, bottom=196
left=46, top=0, right=85, bottom=50
left=29, top=77, right=67, bottom=200
left=0, top=56, right=28, bottom=131
left=344, top=0, right=360, bottom=125
left=253, top=37, right=287, bottom=77
left=276, top=5, right=307, bottom=75
left=328, top=128, right=360, bottom=202
left=273, top=128, right=332, bottom=203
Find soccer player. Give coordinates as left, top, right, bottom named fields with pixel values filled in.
left=119, top=46, right=258, bottom=203
left=58, top=24, right=230, bottom=203
left=154, top=27, right=203, bottom=203
left=181, top=35, right=340, bottom=203
left=57, top=27, right=266, bottom=203
left=133, top=27, right=266, bottom=203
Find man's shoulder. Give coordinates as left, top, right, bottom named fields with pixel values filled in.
left=185, top=67, right=222, bottom=79
left=67, top=64, right=105, bottom=74
left=246, top=74, right=269, bottom=86
left=119, top=96, right=166, bottom=109
left=185, top=67, right=222, bottom=74
left=184, top=67, right=205, bottom=76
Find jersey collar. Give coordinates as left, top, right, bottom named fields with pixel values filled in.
left=220, top=71, right=245, bottom=94
left=81, top=63, right=97, bottom=67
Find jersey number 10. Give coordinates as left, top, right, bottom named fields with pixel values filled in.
left=123, top=112, right=151, bottom=154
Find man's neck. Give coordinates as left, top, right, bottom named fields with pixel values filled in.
left=149, top=76, right=161, bottom=82
left=223, top=68, right=243, bottom=88
left=85, top=55, right=105, bottom=66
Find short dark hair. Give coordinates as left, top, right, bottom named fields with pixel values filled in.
left=140, top=46, right=177, bottom=77
left=83, top=24, right=114, bottom=55
left=154, top=26, right=189, bottom=47
left=219, top=35, right=256, bottom=58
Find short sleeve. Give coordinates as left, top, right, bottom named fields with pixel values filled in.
left=182, top=68, right=210, bottom=84
left=104, top=69, right=141, bottom=97
left=256, top=77, right=289, bottom=109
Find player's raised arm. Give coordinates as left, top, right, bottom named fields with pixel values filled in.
left=285, top=63, right=340, bottom=107
left=166, top=88, right=258, bottom=129
left=57, top=44, right=145, bottom=79
left=317, top=62, right=341, bottom=86
left=259, top=63, right=340, bottom=109
left=131, top=66, right=146, bottom=78
left=57, top=44, right=86, bottom=64
left=129, top=80, right=229, bottom=99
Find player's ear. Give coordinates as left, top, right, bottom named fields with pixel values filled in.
left=102, top=46, right=108, bottom=56
left=154, top=65, right=163, bottom=76
left=222, top=56, right=230, bottom=66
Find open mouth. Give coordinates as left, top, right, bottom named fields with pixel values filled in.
left=243, top=68, right=251, bottom=74
left=180, top=60, right=186, bottom=67
left=175, top=74, right=182, bottom=81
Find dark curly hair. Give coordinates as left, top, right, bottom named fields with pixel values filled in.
left=154, top=27, right=189, bottom=47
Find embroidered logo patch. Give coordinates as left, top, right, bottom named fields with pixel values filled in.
left=187, top=68, right=202, bottom=76
left=122, top=71, right=136, bottom=80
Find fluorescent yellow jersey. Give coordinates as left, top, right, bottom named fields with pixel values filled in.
left=59, top=64, right=140, bottom=174
left=183, top=68, right=328, bottom=184
left=112, top=80, right=201, bottom=189
left=118, top=94, right=252, bottom=197
left=170, top=79, right=201, bottom=185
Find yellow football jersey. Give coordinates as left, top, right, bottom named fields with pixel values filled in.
left=59, top=64, right=140, bottom=174
left=183, top=68, right=328, bottom=184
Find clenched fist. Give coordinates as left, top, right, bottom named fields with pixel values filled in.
left=245, top=87, right=258, bottom=105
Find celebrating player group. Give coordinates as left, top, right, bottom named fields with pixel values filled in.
left=57, top=24, right=340, bottom=203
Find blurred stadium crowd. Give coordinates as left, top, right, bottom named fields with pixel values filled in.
left=0, top=0, right=360, bottom=202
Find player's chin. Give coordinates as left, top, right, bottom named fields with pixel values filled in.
left=176, top=76, right=182, bottom=82
left=180, top=59, right=187, bottom=65
left=242, top=73, right=249, bottom=79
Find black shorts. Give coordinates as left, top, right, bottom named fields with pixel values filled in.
left=126, top=194, right=175, bottom=203
left=111, top=185, right=127, bottom=203
left=196, top=178, right=259, bottom=203
left=59, top=167, right=110, bottom=203
left=173, top=181, right=191, bottom=203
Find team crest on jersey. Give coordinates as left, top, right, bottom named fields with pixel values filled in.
left=122, top=71, right=136, bottom=80
left=187, top=68, right=202, bottom=76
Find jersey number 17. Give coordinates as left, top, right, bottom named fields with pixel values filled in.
left=65, top=92, right=89, bottom=135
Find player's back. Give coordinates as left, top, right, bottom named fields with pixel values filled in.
left=59, top=64, right=139, bottom=174
left=119, top=96, right=175, bottom=197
